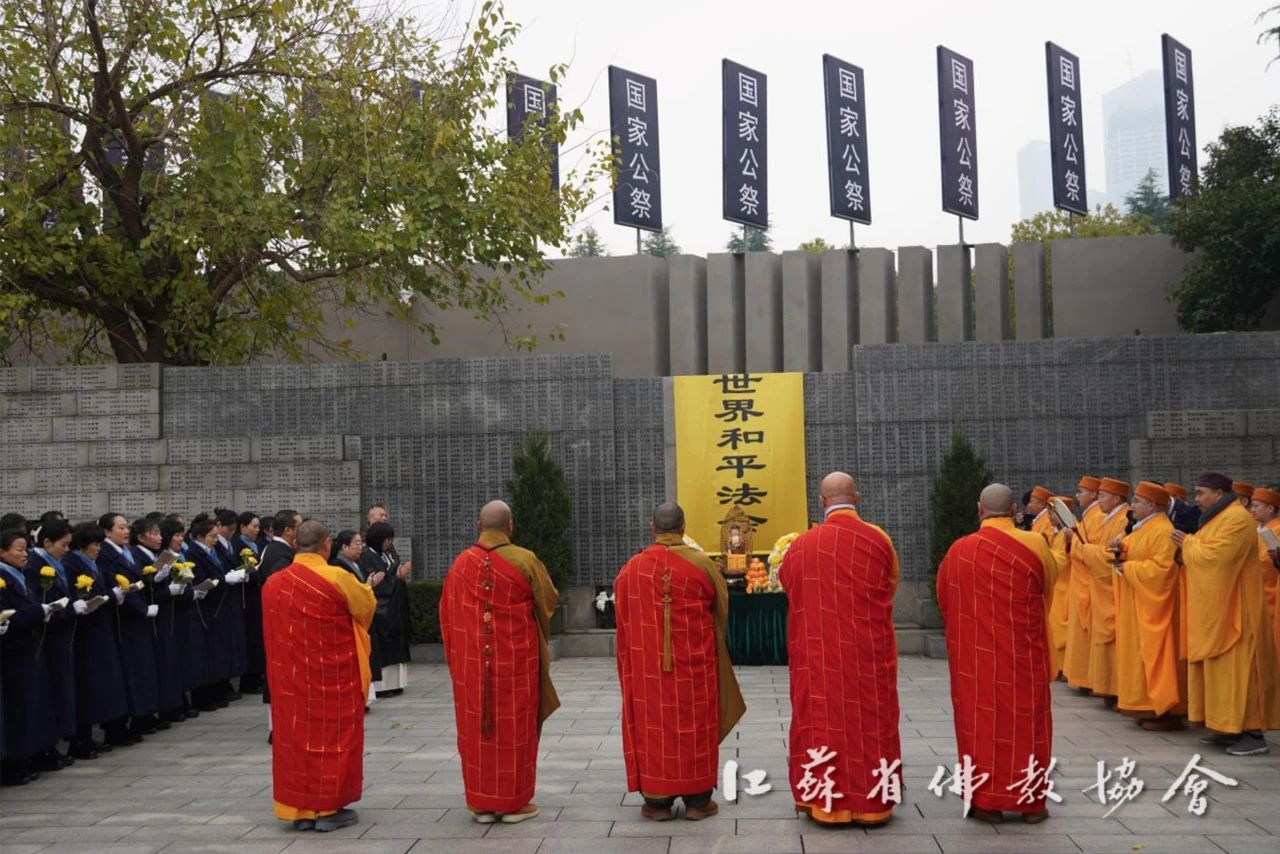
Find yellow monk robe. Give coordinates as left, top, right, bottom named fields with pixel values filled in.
left=1075, top=503, right=1129, bottom=696
left=1260, top=518, right=1280, bottom=668
left=1183, top=500, right=1280, bottom=734
left=1031, top=509, right=1055, bottom=543
left=1047, top=525, right=1071, bottom=677
left=1114, top=513, right=1182, bottom=717
left=1064, top=501, right=1103, bottom=688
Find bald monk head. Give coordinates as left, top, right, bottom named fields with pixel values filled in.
left=977, top=483, right=1015, bottom=520
left=819, top=471, right=860, bottom=514
left=295, top=519, right=333, bottom=556
left=651, top=501, right=685, bottom=536
left=477, top=500, right=514, bottom=536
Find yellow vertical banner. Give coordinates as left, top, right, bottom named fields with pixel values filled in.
left=673, top=372, right=808, bottom=555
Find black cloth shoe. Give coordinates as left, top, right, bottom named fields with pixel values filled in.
left=314, top=809, right=359, bottom=832
left=31, top=751, right=65, bottom=773
left=68, top=742, right=99, bottom=760
left=0, top=764, right=38, bottom=787
left=161, top=710, right=187, bottom=723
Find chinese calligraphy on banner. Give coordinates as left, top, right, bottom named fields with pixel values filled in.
left=673, top=372, right=808, bottom=556
left=1161, top=34, right=1198, bottom=199
left=1045, top=42, right=1088, bottom=215
left=936, top=46, right=978, bottom=219
left=506, top=72, right=560, bottom=191
left=822, top=54, right=871, bottom=224
left=609, top=66, right=663, bottom=230
left=722, top=59, right=768, bottom=229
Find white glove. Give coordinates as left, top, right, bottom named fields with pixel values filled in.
left=112, top=586, right=125, bottom=605
left=168, top=583, right=184, bottom=596
left=155, top=566, right=171, bottom=583
left=42, top=603, right=54, bottom=622
left=224, top=569, right=246, bottom=585
left=146, top=604, right=159, bottom=618
left=73, top=599, right=89, bottom=615
left=193, top=588, right=209, bottom=601
left=0, top=622, right=7, bottom=636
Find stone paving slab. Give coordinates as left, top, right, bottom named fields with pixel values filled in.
left=1, top=657, right=1277, bottom=854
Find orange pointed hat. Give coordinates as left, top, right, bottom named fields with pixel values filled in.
left=1163, top=482, right=1188, bottom=502
left=1099, top=477, right=1130, bottom=498
left=1135, top=481, right=1169, bottom=508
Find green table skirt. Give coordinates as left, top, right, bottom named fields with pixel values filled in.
left=726, top=591, right=788, bottom=666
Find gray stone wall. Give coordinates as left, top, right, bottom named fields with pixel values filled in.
left=3, top=333, right=1278, bottom=590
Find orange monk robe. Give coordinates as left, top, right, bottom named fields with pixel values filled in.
left=1259, top=519, right=1280, bottom=671
left=937, top=517, right=1056, bottom=815
left=614, top=534, right=746, bottom=798
left=1076, top=504, right=1129, bottom=697
left=263, top=552, right=376, bottom=822
left=440, top=531, right=560, bottom=815
left=1064, top=502, right=1103, bottom=688
left=780, top=507, right=900, bottom=825
left=1114, top=513, right=1182, bottom=717
left=1047, top=526, right=1071, bottom=677
left=1031, top=509, right=1055, bottom=543
left=1182, top=501, right=1280, bottom=734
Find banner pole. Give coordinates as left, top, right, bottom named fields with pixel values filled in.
left=957, top=216, right=965, bottom=246
left=1068, top=211, right=1075, bottom=238
left=636, top=228, right=642, bottom=255
left=849, top=221, right=856, bottom=251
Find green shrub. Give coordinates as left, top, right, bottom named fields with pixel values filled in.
left=928, top=430, right=993, bottom=597
left=506, top=430, right=576, bottom=590
left=407, top=580, right=445, bottom=644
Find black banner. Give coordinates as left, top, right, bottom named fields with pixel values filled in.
left=1045, top=42, right=1087, bottom=215
left=1161, top=34, right=1197, bottom=199
left=822, top=54, right=871, bottom=224
left=608, top=66, right=662, bottom=231
left=722, top=59, right=767, bottom=229
left=506, top=72, right=560, bottom=191
left=936, top=46, right=978, bottom=219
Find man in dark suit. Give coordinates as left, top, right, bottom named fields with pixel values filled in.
left=259, top=510, right=300, bottom=740
left=1163, top=482, right=1199, bottom=533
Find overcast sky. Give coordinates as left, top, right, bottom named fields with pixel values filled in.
left=416, top=0, right=1279, bottom=256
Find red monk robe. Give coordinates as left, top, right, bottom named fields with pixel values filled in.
left=614, top=534, right=746, bottom=798
left=937, top=517, right=1056, bottom=816
left=780, top=507, right=901, bottom=825
left=263, top=552, right=376, bottom=821
left=440, top=531, right=559, bottom=815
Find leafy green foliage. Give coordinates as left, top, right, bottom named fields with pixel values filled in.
left=642, top=226, right=681, bottom=257
left=1167, top=107, right=1280, bottom=332
left=797, top=237, right=834, bottom=253
left=0, top=0, right=604, bottom=365
left=1009, top=204, right=1158, bottom=244
left=505, top=431, right=576, bottom=591
left=1260, top=5, right=1280, bottom=66
left=1124, top=169, right=1172, bottom=232
left=568, top=225, right=607, bottom=257
left=929, top=431, right=994, bottom=591
left=726, top=223, right=773, bottom=253
left=407, top=580, right=445, bottom=644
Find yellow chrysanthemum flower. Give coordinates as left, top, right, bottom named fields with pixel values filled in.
left=239, top=548, right=252, bottom=557
left=142, top=565, right=157, bottom=575
left=75, top=574, right=94, bottom=591
left=114, top=573, right=131, bottom=589
left=0, top=577, right=7, bottom=590
left=40, top=565, right=56, bottom=578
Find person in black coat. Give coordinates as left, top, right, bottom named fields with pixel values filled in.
left=1, top=528, right=62, bottom=786
left=257, top=509, right=299, bottom=718
left=212, top=509, right=249, bottom=700
left=24, top=519, right=80, bottom=762
left=161, top=518, right=205, bottom=717
left=234, top=512, right=266, bottom=694
left=360, top=522, right=412, bottom=697
left=130, top=517, right=186, bottom=724
left=97, top=512, right=162, bottom=737
left=62, top=523, right=131, bottom=751
left=187, top=515, right=235, bottom=711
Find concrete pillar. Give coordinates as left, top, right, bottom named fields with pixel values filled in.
left=706, top=253, right=745, bottom=373
left=896, top=246, right=935, bottom=344
left=782, top=251, right=821, bottom=373
left=668, top=255, right=708, bottom=375
left=936, top=244, right=972, bottom=342
left=819, top=250, right=858, bottom=371
left=1013, top=242, right=1049, bottom=339
left=744, top=252, right=783, bottom=373
left=858, top=248, right=896, bottom=344
left=974, top=243, right=1011, bottom=340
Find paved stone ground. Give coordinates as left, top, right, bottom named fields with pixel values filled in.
left=2, top=658, right=1278, bottom=854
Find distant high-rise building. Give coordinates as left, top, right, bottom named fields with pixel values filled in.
left=1017, top=141, right=1053, bottom=219
left=1102, top=70, right=1165, bottom=208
